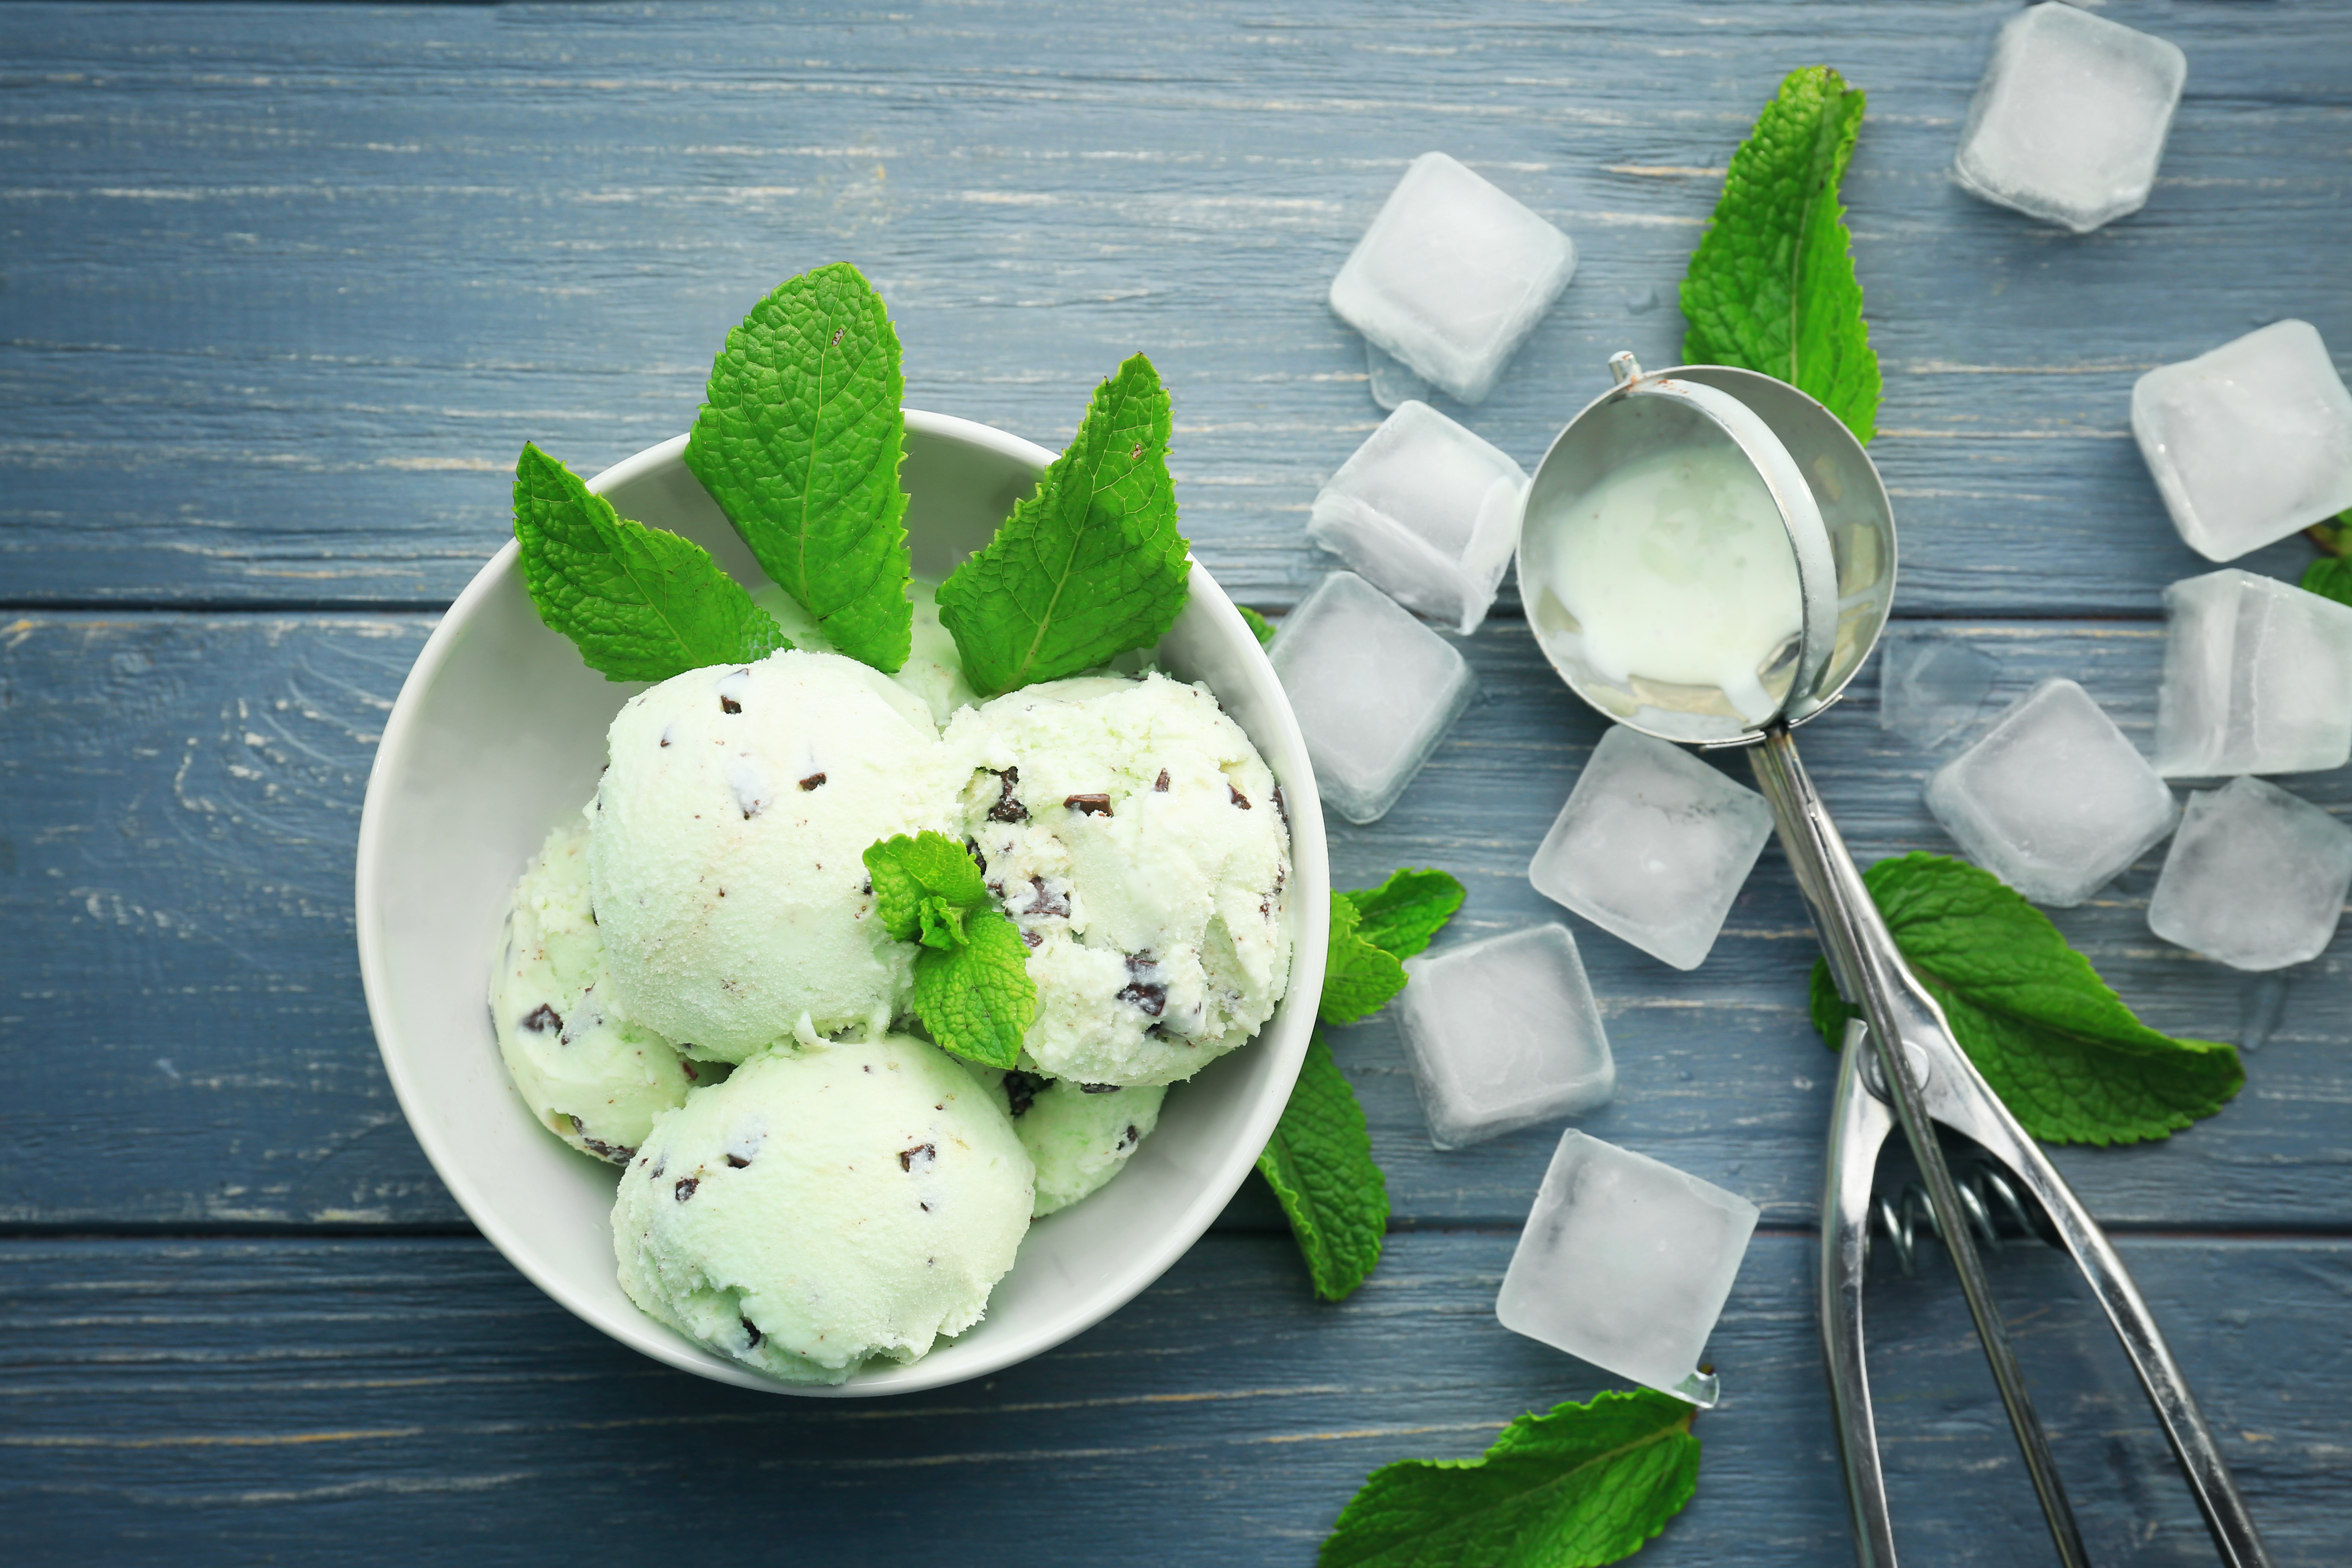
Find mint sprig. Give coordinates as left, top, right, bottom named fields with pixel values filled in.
left=1809, top=853, right=2243, bottom=1145
left=2301, top=555, right=2352, bottom=608
left=686, top=262, right=914, bottom=673
left=937, top=353, right=1191, bottom=695
left=1238, top=605, right=1278, bottom=647
left=1681, top=66, right=1880, bottom=445
left=1319, top=1391, right=1700, bottom=1568
left=1257, top=1031, right=1387, bottom=1303
left=1265, top=869, right=1466, bottom=1300
left=512, top=443, right=790, bottom=683
left=864, top=831, right=1038, bottom=1069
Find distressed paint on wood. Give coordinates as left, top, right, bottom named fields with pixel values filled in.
left=6, top=612, right=2348, bottom=1231
left=0, top=1232, right=2341, bottom=1565
left=0, top=2, right=2346, bottom=609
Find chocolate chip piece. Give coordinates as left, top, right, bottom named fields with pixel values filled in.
left=1118, top=981, right=1167, bottom=1015
left=741, top=1316, right=763, bottom=1349
left=1228, top=781, right=1251, bottom=809
left=1080, top=1082, right=1121, bottom=1095
left=1027, top=875, right=1069, bottom=920
left=1272, top=785, right=1288, bottom=826
left=673, top=1176, right=699, bottom=1202
left=964, top=837, right=988, bottom=876
left=650, top=1157, right=666, bottom=1180
left=1002, top=1070, right=1049, bottom=1118
left=719, top=696, right=742, bottom=715
left=1154, top=769, right=1170, bottom=792
left=1020, top=929, right=1042, bottom=949
left=899, top=1143, right=936, bottom=1172
left=522, top=1003, right=562, bottom=1034
left=799, top=772, right=826, bottom=791
left=987, top=767, right=1028, bottom=824
left=679, top=1060, right=698, bottom=1082
left=725, top=1153, right=751, bottom=1169
left=1120, top=1124, right=1140, bottom=1149
left=1065, top=793, right=1113, bottom=817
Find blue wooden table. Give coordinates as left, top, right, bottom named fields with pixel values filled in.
left=4, top=3, right=2348, bottom=1561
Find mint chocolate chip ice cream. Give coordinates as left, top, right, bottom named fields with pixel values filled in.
left=614, top=1031, right=1033, bottom=1384
left=491, top=817, right=699, bottom=1163
left=587, top=650, right=962, bottom=1060
left=951, top=673, right=1294, bottom=1087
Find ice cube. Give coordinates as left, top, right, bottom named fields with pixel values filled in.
left=2132, top=321, right=2352, bottom=562
left=1365, top=339, right=1432, bottom=411
left=1497, top=1129, right=1760, bottom=1403
left=1328, top=152, right=1577, bottom=405
left=1877, top=630, right=1999, bottom=751
left=2147, top=776, right=2352, bottom=971
left=1528, top=725, right=1774, bottom=971
left=1270, top=571, right=1477, bottom=824
left=1397, top=924, right=1615, bottom=1151
left=1952, top=2, right=2187, bottom=234
left=2153, top=569, right=2352, bottom=777
left=1925, top=679, right=2178, bottom=907
left=1307, top=400, right=1530, bottom=635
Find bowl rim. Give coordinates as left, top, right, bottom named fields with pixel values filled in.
left=354, top=408, right=1328, bottom=1396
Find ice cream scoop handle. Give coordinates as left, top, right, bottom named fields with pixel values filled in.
left=1750, top=725, right=2090, bottom=1568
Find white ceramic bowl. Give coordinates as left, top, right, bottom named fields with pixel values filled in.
left=355, top=411, right=1330, bottom=1396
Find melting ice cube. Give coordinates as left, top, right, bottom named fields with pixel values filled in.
left=2153, top=569, right=2352, bottom=778
left=2132, top=321, right=2352, bottom=563
left=1307, top=400, right=1530, bottom=635
left=1953, top=2, right=2187, bottom=234
left=1269, top=571, right=1476, bottom=824
left=1528, top=725, right=1774, bottom=971
left=1328, top=152, right=1576, bottom=405
left=1876, top=630, right=1999, bottom=752
left=1398, top=924, right=1614, bottom=1151
left=1497, top=1129, right=1760, bottom=1403
left=2147, top=776, right=2352, bottom=972
left=1925, top=678, right=2178, bottom=907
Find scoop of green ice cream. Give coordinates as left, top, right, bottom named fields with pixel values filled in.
left=998, top=1071, right=1167, bottom=1218
left=613, top=1033, right=1033, bottom=1384
left=491, top=817, right=699, bottom=1164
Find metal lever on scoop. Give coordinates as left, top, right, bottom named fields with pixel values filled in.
left=1753, top=725, right=2273, bottom=1568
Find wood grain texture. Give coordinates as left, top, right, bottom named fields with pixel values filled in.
left=1, top=1, right=2346, bottom=610
left=1, top=1231, right=2342, bottom=1565
left=7, top=611, right=2347, bottom=1231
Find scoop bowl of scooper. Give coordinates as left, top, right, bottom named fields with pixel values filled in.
left=1515, top=353, right=2272, bottom=1568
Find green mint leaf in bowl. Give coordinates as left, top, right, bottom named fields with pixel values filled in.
left=687, top=261, right=914, bottom=673
left=1256, top=1031, right=1386, bottom=1302
left=511, top=442, right=791, bottom=682
left=865, top=831, right=1038, bottom=1069
left=1319, top=1389, right=1701, bottom=1568
left=1808, top=853, right=2244, bottom=1145
left=938, top=352, right=1190, bottom=695
left=1681, top=65, right=1880, bottom=445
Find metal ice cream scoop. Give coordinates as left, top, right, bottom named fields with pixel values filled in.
left=1517, top=352, right=2272, bottom=1568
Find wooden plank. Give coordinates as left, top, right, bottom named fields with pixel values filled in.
left=0, top=1230, right=2341, bottom=1564
left=6, top=611, right=2346, bottom=1230
left=1, top=2, right=2345, bottom=610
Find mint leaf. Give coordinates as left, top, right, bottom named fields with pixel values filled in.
left=2305, top=504, right=2352, bottom=557
left=937, top=353, right=1191, bottom=695
left=1238, top=605, right=1278, bottom=647
left=909, top=913, right=1036, bottom=1071
left=1808, top=853, right=2243, bottom=1145
left=1257, top=1031, right=1386, bottom=1302
left=2301, top=555, right=2352, bottom=609
left=686, top=263, right=913, bottom=673
left=512, top=443, right=789, bottom=683
left=1320, top=1390, right=1699, bottom=1568
left=1321, top=894, right=1410, bottom=1027
left=1343, top=869, right=1466, bottom=962
left=864, top=832, right=1036, bottom=1068
left=1681, top=66, right=1880, bottom=445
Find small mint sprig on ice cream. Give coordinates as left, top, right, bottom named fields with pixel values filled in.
left=511, top=442, right=791, bottom=683
left=864, top=831, right=1039, bottom=1071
